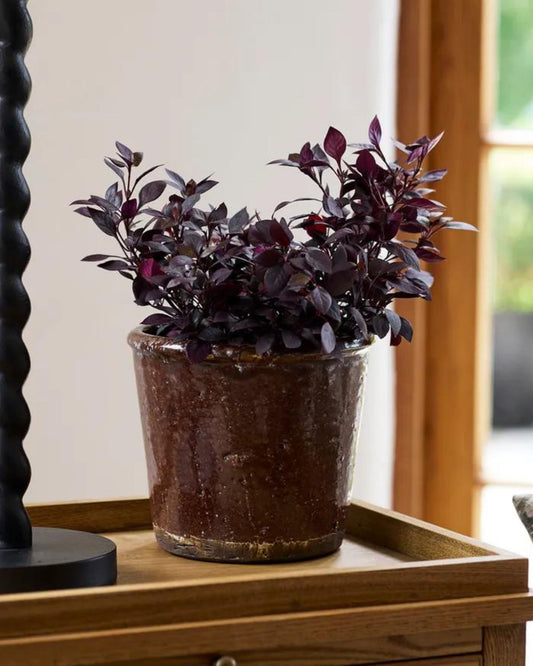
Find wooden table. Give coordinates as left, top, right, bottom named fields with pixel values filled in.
left=0, top=498, right=532, bottom=665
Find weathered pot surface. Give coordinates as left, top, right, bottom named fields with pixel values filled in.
left=128, top=327, right=369, bottom=563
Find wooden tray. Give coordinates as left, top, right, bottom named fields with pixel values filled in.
left=0, top=498, right=531, bottom=665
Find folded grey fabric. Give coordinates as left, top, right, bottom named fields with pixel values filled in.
left=513, top=494, right=533, bottom=542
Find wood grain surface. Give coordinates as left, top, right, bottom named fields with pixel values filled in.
left=0, top=499, right=529, bottom=664
left=483, top=624, right=526, bottom=665
left=103, top=629, right=481, bottom=666
left=0, top=596, right=530, bottom=665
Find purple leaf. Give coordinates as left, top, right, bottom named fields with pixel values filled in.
left=405, top=196, right=444, bottom=210
left=400, top=317, right=413, bottom=342
left=104, top=157, right=125, bottom=181
left=264, top=264, right=288, bottom=295
left=368, top=115, right=382, bottom=147
left=255, top=333, right=275, bottom=356
left=73, top=206, right=92, bottom=218
left=139, top=181, right=166, bottom=207
left=141, top=314, right=173, bottom=326
left=443, top=221, right=478, bottom=231
left=300, top=142, right=314, bottom=164
left=229, top=207, right=249, bottom=234
left=320, top=322, right=336, bottom=354
left=309, top=286, right=332, bottom=315
left=324, top=126, right=346, bottom=161
left=98, top=260, right=130, bottom=271
left=281, top=330, right=301, bottom=349
left=350, top=308, right=368, bottom=338
left=356, top=150, right=377, bottom=177
left=255, top=248, right=283, bottom=267
left=420, top=168, right=447, bottom=182
left=182, top=194, right=200, bottom=215
left=165, top=169, right=186, bottom=193
left=121, top=199, right=138, bottom=218
left=186, top=339, right=212, bottom=364
left=105, top=183, right=122, bottom=208
left=385, top=308, right=401, bottom=336
left=115, top=141, right=133, bottom=162
left=267, top=159, right=300, bottom=167
left=211, top=267, right=233, bottom=284
left=306, top=248, right=332, bottom=274
left=88, top=208, right=116, bottom=236
left=324, top=196, right=344, bottom=218
left=270, top=219, right=293, bottom=247
left=415, top=245, right=445, bottom=262
left=82, top=254, right=113, bottom=262
left=273, top=197, right=320, bottom=214
left=195, top=179, right=218, bottom=195
left=372, top=315, right=390, bottom=338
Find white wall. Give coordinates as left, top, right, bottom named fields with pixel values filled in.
left=23, top=0, right=398, bottom=505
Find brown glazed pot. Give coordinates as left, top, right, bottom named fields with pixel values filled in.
left=128, top=327, right=369, bottom=563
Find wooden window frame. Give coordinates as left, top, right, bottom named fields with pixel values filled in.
left=394, top=0, right=494, bottom=536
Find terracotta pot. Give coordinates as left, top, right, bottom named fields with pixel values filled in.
left=128, top=327, right=369, bottom=563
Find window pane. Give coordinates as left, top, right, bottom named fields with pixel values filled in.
left=495, top=0, right=533, bottom=129
left=490, top=149, right=533, bottom=433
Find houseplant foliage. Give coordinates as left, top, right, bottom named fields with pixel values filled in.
left=72, top=118, right=473, bottom=364
left=73, top=119, right=473, bottom=563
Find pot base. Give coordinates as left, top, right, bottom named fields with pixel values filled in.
left=154, top=525, right=343, bottom=563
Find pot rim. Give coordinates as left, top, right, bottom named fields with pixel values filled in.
left=127, top=326, right=372, bottom=364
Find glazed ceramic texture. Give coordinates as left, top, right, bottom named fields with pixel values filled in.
left=128, top=328, right=369, bottom=563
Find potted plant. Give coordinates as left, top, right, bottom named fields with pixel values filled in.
left=72, top=118, right=474, bottom=563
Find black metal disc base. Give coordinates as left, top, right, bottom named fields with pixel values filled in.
left=0, top=527, right=117, bottom=593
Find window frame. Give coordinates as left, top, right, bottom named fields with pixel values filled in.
left=394, top=0, right=494, bottom=536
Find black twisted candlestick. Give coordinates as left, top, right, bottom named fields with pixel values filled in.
left=0, top=0, right=32, bottom=550
left=0, top=1, right=116, bottom=591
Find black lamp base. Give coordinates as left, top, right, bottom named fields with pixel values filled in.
left=0, top=527, right=117, bottom=593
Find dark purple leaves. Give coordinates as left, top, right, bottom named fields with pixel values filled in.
left=141, top=314, right=173, bottom=326
left=122, top=199, right=138, bottom=219
left=74, top=123, right=469, bottom=361
left=115, top=141, right=133, bottom=163
left=165, top=169, right=186, bottom=193
left=139, top=258, right=163, bottom=279
left=255, top=247, right=282, bottom=267
left=324, top=126, right=346, bottom=162
left=139, top=181, right=166, bottom=207
left=88, top=208, right=116, bottom=236
left=82, top=254, right=114, bottom=262
left=385, top=309, right=401, bottom=336
left=324, top=196, right=344, bottom=218
left=420, top=168, right=447, bottom=182
left=98, top=260, right=131, bottom=271
left=186, top=339, right=212, bottom=364
left=264, top=264, right=289, bottom=295
left=269, top=219, right=293, bottom=247
left=306, top=248, right=332, bottom=273
left=196, top=179, right=218, bottom=195
left=320, top=322, right=336, bottom=354
left=105, top=183, right=122, bottom=208
left=368, top=115, right=382, bottom=147
left=309, top=286, right=332, bottom=315
left=255, top=333, right=275, bottom=356
left=356, top=150, right=376, bottom=177
left=281, top=330, right=301, bottom=349
left=182, top=194, right=200, bottom=215
left=372, top=315, right=389, bottom=338
left=442, top=221, right=478, bottom=231
left=229, top=208, right=249, bottom=234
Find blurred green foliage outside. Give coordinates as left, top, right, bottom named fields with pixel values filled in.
left=492, top=151, right=533, bottom=311
left=497, top=0, right=533, bottom=128
left=493, top=0, right=533, bottom=311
